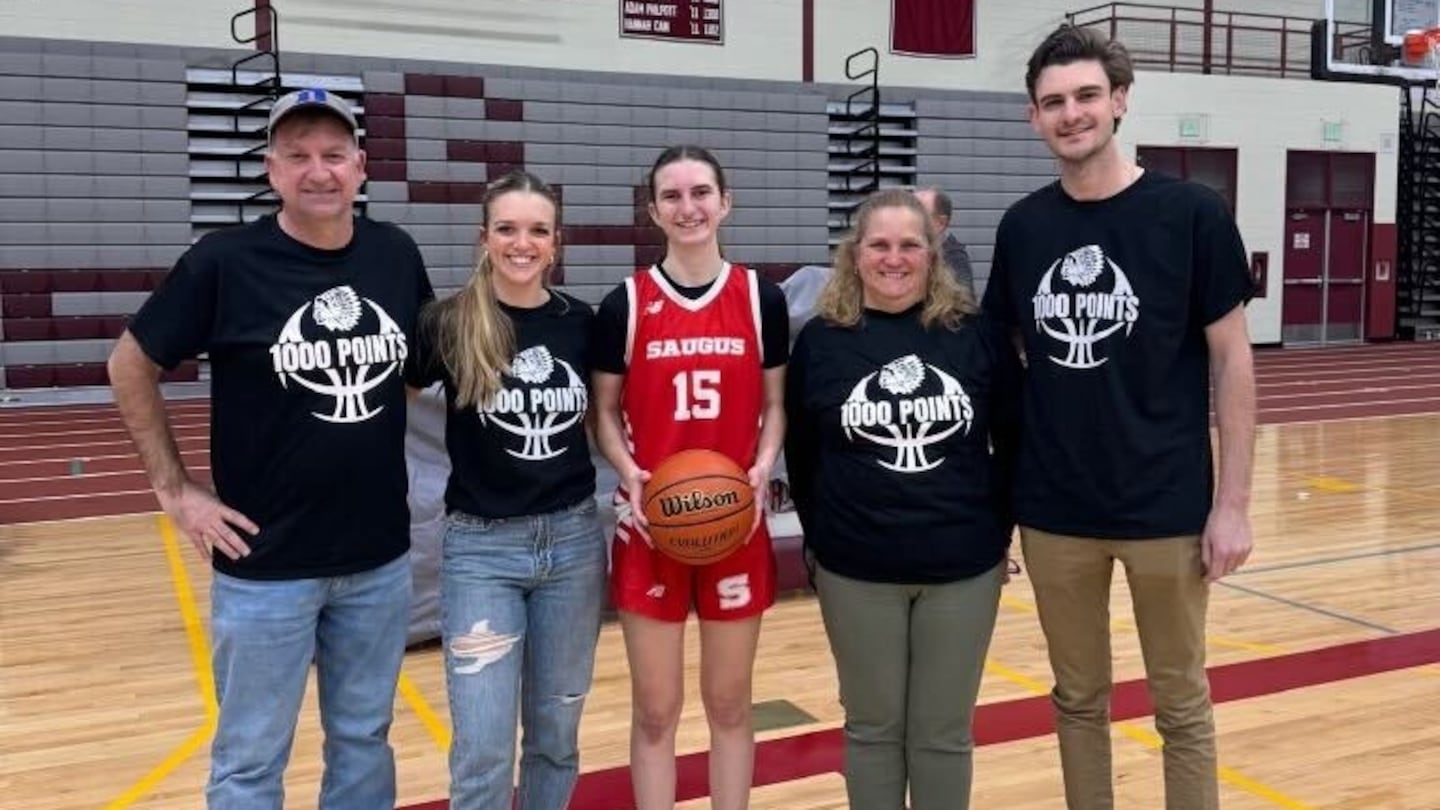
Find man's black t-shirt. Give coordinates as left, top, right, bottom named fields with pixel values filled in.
left=590, top=264, right=791, bottom=373
left=407, top=291, right=597, bottom=519
left=128, top=214, right=434, bottom=579
left=785, top=309, right=1022, bottom=584
left=982, top=172, right=1252, bottom=538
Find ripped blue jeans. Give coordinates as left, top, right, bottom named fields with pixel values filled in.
left=441, top=499, right=607, bottom=810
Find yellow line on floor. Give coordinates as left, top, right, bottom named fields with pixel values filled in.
left=985, top=654, right=1319, bottom=809
left=104, top=516, right=217, bottom=809
left=1283, top=469, right=1440, bottom=507
left=399, top=670, right=452, bottom=752
left=1304, top=475, right=1363, bottom=493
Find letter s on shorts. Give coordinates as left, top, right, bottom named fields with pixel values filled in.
left=716, top=574, right=752, bottom=610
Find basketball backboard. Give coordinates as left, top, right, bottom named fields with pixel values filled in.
left=1314, top=0, right=1440, bottom=85
left=1385, top=0, right=1440, bottom=44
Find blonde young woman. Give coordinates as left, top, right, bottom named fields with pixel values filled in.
left=406, top=170, right=604, bottom=810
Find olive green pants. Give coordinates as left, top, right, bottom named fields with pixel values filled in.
left=815, top=562, right=1002, bottom=810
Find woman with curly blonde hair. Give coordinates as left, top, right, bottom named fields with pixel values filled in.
left=784, top=188, right=1020, bottom=810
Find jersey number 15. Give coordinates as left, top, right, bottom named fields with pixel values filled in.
left=672, top=370, right=720, bottom=421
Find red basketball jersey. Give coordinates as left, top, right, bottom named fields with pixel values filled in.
left=621, top=263, right=766, bottom=473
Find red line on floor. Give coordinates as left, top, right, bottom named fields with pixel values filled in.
left=1259, top=377, right=1440, bottom=395
left=398, top=628, right=1440, bottom=810
left=0, top=450, right=208, bottom=482
left=1253, top=384, right=1440, bottom=408
left=0, top=423, right=209, bottom=447
left=0, top=490, right=160, bottom=523
left=0, top=402, right=208, bottom=425
left=0, top=470, right=212, bottom=499
left=1258, top=398, right=1440, bottom=424
left=0, top=435, right=208, bottom=465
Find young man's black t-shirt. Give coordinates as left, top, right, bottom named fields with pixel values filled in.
left=784, top=309, right=1022, bottom=583
left=407, top=291, right=597, bottom=519
left=982, top=171, right=1252, bottom=538
left=128, top=214, right=434, bottom=579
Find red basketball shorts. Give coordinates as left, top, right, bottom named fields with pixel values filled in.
left=610, top=501, right=776, bottom=622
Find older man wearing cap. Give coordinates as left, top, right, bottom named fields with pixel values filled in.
left=108, top=88, right=433, bottom=809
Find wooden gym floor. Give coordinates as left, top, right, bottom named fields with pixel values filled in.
left=2, top=342, right=1439, bottom=808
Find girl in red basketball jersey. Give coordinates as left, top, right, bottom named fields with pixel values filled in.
left=591, top=145, right=789, bottom=810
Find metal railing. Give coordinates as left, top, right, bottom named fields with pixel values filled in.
left=841, top=47, right=882, bottom=198
left=1398, top=88, right=1440, bottom=337
left=1065, top=2, right=1321, bottom=78
left=228, top=3, right=283, bottom=222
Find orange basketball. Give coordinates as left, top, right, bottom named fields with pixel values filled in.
left=642, top=449, right=755, bottom=565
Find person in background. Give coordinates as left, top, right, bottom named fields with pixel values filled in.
left=915, top=186, right=976, bottom=298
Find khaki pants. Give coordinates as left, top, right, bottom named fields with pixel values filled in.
left=1021, top=528, right=1217, bottom=810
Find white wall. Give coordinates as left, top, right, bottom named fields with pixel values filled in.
left=813, top=0, right=1340, bottom=92
left=275, top=0, right=801, bottom=80
left=1121, top=71, right=1399, bottom=343
left=2, top=0, right=1401, bottom=345
left=1, top=0, right=241, bottom=48
left=0, top=0, right=805, bottom=82
left=814, top=0, right=1067, bottom=91
left=5, top=0, right=1348, bottom=84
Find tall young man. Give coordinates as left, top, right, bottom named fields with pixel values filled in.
left=982, top=26, right=1257, bottom=810
left=109, top=89, right=433, bottom=808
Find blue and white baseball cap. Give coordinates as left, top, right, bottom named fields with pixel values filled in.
left=267, top=88, right=358, bottom=141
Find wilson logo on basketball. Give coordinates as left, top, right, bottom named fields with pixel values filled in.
left=658, top=489, right=742, bottom=518
left=641, top=449, right=756, bottom=566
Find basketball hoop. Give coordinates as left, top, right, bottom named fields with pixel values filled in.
left=1401, top=26, right=1440, bottom=87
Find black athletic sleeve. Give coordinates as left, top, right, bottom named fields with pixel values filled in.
left=758, top=278, right=790, bottom=368
left=1191, top=186, right=1254, bottom=325
left=127, top=246, right=219, bottom=370
left=589, top=283, right=630, bottom=375
left=983, top=314, right=1023, bottom=541
left=782, top=323, right=818, bottom=538
left=981, top=211, right=1018, bottom=329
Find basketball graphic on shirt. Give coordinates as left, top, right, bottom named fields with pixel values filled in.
left=269, top=285, right=409, bottom=424
left=1031, top=244, right=1142, bottom=370
left=478, top=345, right=587, bottom=462
left=841, top=353, right=974, bottom=474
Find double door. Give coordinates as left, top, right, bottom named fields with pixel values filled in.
left=1281, top=207, right=1369, bottom=344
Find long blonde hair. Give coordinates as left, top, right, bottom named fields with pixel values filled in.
left=816, top=188, right=977, bottom=330
left=423, top=170, right=561, bottom=408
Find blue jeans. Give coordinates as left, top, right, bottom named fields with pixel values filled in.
left=206, top=553, right=411, bottom=810
left=442, top=499, right=607, bottom=810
